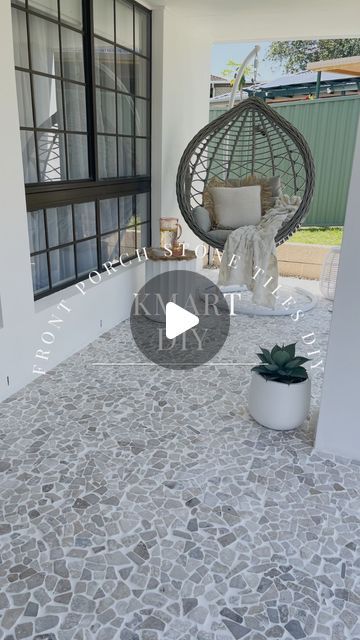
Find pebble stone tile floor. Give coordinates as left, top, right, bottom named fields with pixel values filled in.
left=1, top=294, right=360, bottom=640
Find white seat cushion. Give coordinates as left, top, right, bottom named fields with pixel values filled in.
left=209, top=185, right=261, bottom=229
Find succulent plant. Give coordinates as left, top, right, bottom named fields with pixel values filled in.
left=252, top=343, right=310, bottom=385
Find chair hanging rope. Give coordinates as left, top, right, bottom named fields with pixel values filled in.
left=176, top=96, right=315, bottom=250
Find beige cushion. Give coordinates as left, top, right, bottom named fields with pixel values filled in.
left=203, top=176, right=227, bottom=224
left=209, top=185, right=261, bottom=229
left=268, top=175, right=281, bottom=198
left=203, top=174, right=276, bottom=220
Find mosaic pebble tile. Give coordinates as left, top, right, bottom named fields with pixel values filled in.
left=1, top=298, right=360, bottom=639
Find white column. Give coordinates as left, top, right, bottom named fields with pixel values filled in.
left=151, top=7, right=212, bottom=249
left=315, top=117, right=360, bottom=459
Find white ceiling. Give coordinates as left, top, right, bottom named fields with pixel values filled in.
left=147, top=0, right=360, bottom=41
left=148, top=0, right=278, bottom=16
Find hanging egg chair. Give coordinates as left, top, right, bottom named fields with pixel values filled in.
left=176, top=96, right=315, bottom=251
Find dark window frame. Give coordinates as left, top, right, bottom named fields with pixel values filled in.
left=11, top=0, right=152, bottom=300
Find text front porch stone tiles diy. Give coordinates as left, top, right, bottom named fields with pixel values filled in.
left=1, top=299, right=360, bottom=640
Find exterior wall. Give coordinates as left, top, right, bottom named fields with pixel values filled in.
left=0, top=2, right=211, bottom=401
left=210, top=96, right=360, bottom=227
left=0, top=45, right=146, bottom=400
left=212, top=84, right=231, bottom=97
left=315, top=115, right=360, bottom=460
left=0, top=1, right=142, bottom=401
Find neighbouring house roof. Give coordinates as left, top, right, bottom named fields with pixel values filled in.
left=210, top=69, right=360, bottom=104
left=210, top=74, right=229, bottom=83
left=308, top=56, right=360, bottom=75
left=253, top=70, right=360, bottom=89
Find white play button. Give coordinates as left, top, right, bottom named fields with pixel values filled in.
left=165, top=302, right=199, bottom=340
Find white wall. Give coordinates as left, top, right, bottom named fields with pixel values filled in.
left=0, top=1, right=146, bottom=401
left=0, top=1, right=212, bottom=401
left=315, top=117, right=360, bottom=460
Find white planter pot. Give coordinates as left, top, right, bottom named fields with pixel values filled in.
left=248, top=371, right=311, bottom=431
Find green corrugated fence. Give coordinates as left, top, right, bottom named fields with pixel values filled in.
left=210, top=95, right=360, bottom=227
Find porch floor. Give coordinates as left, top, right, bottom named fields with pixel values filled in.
left=1, top=295, right=360, bottom=640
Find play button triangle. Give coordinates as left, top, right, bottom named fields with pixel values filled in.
left=165, top=302, right=199, bottom=340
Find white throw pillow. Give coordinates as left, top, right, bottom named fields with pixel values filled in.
left=210, top=185, right=261, bottom=229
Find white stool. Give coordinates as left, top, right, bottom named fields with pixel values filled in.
left=320, top=246, right=341, bottom=301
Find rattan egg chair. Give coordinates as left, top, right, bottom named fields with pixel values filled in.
left=176, top=96, right=315, bottom=250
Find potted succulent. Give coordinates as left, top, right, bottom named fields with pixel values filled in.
left=248, top=343, right=311, bottom=431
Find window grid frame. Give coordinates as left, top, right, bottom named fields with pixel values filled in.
left=29, top=195, right=150, bottom=299
left=92, top=0, right=151, bottom=179
left=12, top=0, right=151, bottom=187
left=12, top=0, right=152, bottom=299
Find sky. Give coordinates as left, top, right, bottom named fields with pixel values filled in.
left=211, top=41, right=284, bottom=83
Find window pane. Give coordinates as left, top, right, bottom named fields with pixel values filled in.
left=50, top=246, right=75, bottom=285
left=135, top=98, right=149, bottom=136
left=94, top=40, right=115, bottom=89
left=21, top=131, right=38, bottom=183
left=60, top=0, right=82, bottom=28
left=76, top=239, right=98, bottom=275
left=96, top=89, right=116, bottom=134
left=116, top=48, right=133, bottom=93
left=29, top=14, right=60, bottom=75
left=116, top=0, right=133, bottom=50
left=119, top=195, right=134, bottom=228
left=120, top=225, right=136, bottom=255
left=46, top=206, right=73, bottom=247
left=118, top=137, right=133, bottom=176
left=67, top=134, right=89, bottom=179
left=12, top=8, right=29, bottom=68
left=74, top=202, right=96, bottom=239
left=135, top=8, right=149, bottom=57
left=28, top=0, right=58, bottom=19
left=100, top=198, right=118, bottom=233
left=37, top=131, right=66, bottom=181
left=136, top=192, right=149, bottom=224
left=28, top=210, right=46, bottom=252
left=135, top=56, right=149, bottom=97
left=138, top=222, right=150, bottom=249
left=117, top=94, right=133, bottom=135
left=94, top=0, right=114, bottom=41
left=136, top=138, right=149, bottom=176
left=98, top=135, right=117, bottom=178
left=15, top=71, right=33, bottom=128
left=61, top=28, right=85, bottom=83
left=33, top=75, right=63, bottom=129
left=101, top=232, right=119, bottom=264
left=64, top=82, right=87, bottom=131
left=31, top=253, right=49, bottom=294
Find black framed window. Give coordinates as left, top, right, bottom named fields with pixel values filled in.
left=11, top=0, right=151, bottom=299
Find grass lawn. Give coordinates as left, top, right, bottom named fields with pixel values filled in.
left=288, top=226, right=343, bottom=245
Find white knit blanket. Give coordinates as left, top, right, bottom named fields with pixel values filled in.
left=218, top=194, right=301, bottom=308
